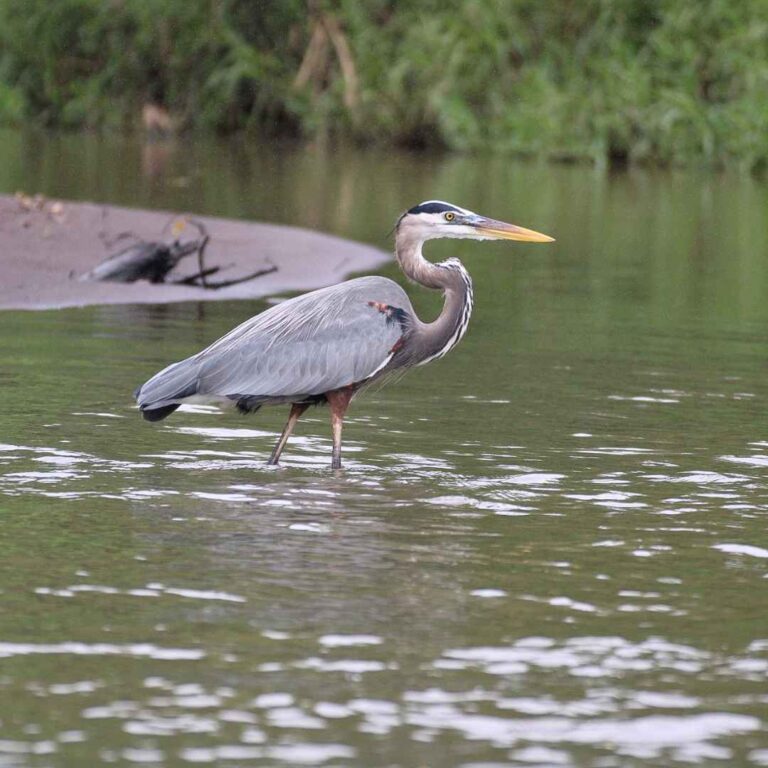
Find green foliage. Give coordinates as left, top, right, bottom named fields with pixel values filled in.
left=0, top=0, right=307, bottom=131
left=0, top=0, right=766, bottom=168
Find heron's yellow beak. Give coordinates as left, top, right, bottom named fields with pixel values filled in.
left=475, top=218, right=554, bottom=243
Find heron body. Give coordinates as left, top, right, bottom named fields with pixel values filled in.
left=135, top=201, right=553, bottom=468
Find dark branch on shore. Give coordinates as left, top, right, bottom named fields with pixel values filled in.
left=81, top=216, right=277, bottom=290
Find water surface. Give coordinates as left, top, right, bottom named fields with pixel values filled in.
left=1, top=131, right=767, bottom=767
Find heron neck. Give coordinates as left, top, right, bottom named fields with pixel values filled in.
left=395, top=234, right=451, bottom=290
left=395, top=234, right=474, bottom=362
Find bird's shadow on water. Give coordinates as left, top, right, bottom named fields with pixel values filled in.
left=138, top=436, right=477, bottom=530
left=1, top=390, right=542, bottom=529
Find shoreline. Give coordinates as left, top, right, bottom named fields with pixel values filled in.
left=0, top=194, right=390, bottom=311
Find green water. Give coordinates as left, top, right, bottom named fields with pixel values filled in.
left=1, top=130, right=768, bottom=767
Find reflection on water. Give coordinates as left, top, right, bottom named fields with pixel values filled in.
left=1, top=131, right=768, bottom=766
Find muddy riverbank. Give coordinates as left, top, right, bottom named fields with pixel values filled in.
left=0, top=194, right=390, bottom=310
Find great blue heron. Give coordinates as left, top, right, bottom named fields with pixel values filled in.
left=134, top=201, right=554, bottom=468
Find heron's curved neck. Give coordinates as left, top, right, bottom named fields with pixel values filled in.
left=395, top=232, right=474, bottom=362
left=396, top=233, right=453, bottom=290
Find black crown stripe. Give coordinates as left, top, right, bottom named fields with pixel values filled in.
left=406, top=201, right=463, bottom=215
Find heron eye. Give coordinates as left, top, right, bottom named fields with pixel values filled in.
left=444, top=212, right=456, bottom=222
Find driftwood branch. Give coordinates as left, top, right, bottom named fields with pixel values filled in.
left=201, top=264, right=278, bottom=289
left=171, top=266, right=222, bottom=286
left=84, top=213, right=276, bottom=290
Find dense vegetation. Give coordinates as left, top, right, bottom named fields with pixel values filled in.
left=1, top=0, right=766, bottom=168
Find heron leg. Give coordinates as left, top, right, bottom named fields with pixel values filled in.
left=267, top=403, right=309, bottom=465
left=326, top=388, right=354, bottom=469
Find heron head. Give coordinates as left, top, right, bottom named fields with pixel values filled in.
left=397, top=200, right=554, bottom=243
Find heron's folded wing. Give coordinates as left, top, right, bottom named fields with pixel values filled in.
left=196, top=277, right=410, bottom=398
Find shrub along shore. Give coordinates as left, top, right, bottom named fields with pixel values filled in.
left=1, top=0, right=766, bottom=170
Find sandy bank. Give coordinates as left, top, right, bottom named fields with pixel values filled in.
left=0, top=194, right=390, bottom=311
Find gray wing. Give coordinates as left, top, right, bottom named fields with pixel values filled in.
left=136, top=276, right=413, bottom=410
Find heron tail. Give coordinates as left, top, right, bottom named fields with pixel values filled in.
left=134, top=358, right=199, bottom=421
left=140, top=403, right=181, bottom=422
